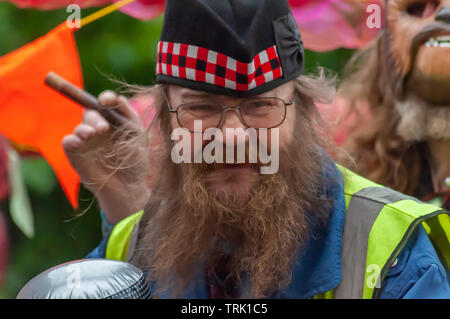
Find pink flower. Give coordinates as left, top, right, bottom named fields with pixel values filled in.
left=2, top=0, right=164, bottom=19
left=129, top=94, right=156, bottom=128
left=4, top=0, right=381, bottom=51
left=317, top=97, right=371, bottom=147
left=116, top=0, right=382, bottom=50
left=115, top=0, right=164, bottom=21
left=289, top=0, right=383, bottom=51
left=2, top=0, right=110, bottom=9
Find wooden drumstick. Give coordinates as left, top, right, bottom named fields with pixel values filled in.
left=45, top=71, right=129, bottom=127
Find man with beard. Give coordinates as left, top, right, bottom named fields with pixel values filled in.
left=338, top=0, right=450, bottom=210
left=66, top=0, right=450, bottom=299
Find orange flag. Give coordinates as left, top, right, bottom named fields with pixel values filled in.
left=0, top=23, right=83, bottom=209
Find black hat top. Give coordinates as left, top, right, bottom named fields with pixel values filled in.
left=156, top=0, right=304, bottom=97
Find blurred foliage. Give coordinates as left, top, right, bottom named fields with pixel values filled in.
left=8, top=150, right=34, bottom=238
left=0, top=1, right=355, bottom=298
left=0, top=158, right=102, bottom=298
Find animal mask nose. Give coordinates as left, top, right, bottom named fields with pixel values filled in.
left=436, top=6, right=450, bottom=23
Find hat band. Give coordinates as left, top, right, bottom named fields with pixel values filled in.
left=156, top=41, right=283, bottom=92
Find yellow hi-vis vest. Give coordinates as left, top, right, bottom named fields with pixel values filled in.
left=104, top=165, right=450, bottom=299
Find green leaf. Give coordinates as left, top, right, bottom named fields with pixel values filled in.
left=21, top=157, right=56, bottom=196
left=7, top=150, right=34, bottom=238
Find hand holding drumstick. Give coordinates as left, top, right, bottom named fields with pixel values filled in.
left=46, top=72, right=149, bottom=224
left=45, top=72, right=135, bottom=129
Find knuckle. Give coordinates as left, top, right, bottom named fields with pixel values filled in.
left=98, top=90, right=117, bottom=103
left=84, top=110, right=102, bottom=122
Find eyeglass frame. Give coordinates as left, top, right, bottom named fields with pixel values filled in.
left=164, top=89, right=295, bottom=132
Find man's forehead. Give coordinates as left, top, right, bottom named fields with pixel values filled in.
left=168, top=86, right=212, bottom=99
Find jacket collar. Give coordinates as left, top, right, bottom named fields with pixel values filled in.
left=275, top=161, right=345, bottom=298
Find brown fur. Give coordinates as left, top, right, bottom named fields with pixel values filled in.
left=338, top=1, right=450, bottom=196
left=338, top=31, right=429, bottom=196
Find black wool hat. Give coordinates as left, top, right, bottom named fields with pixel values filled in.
left=156, top=0, right=304, bottom=97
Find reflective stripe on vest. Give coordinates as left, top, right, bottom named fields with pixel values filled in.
left=104, top=165, right=450, bottom=299
left=105, top=210, right=143, bottom=261
left=334, top=165, right=449, bottom=299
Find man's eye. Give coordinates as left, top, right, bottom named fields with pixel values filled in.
left=405, top=1, right=439, bottom=18
left=246, top=100, right=276, bottom=108
left=186, top=103, right=217, bottom=112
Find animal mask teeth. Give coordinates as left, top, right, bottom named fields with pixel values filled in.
left=425, top=35, right=450, bottom=47
left=436, top=35, right=450, bottom=42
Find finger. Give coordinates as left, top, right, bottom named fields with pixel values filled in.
left=98, top=90, right=143, bottom=131
left=98, top=91, right=137, bottom=125
left=62, top=134, right=84, bottom=153
left=83, top=110, right=110, bottom=132
left=74, top=124, right=96, bottom=141
left=98, top=90, right=118, bottom=106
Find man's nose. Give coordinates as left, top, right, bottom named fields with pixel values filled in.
left=436, top=6, right=450, bottom=23
left=219, top=108, right=249, bottom=145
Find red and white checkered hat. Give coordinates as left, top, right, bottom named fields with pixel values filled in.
left=156, top=0, right=304, bottom=97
